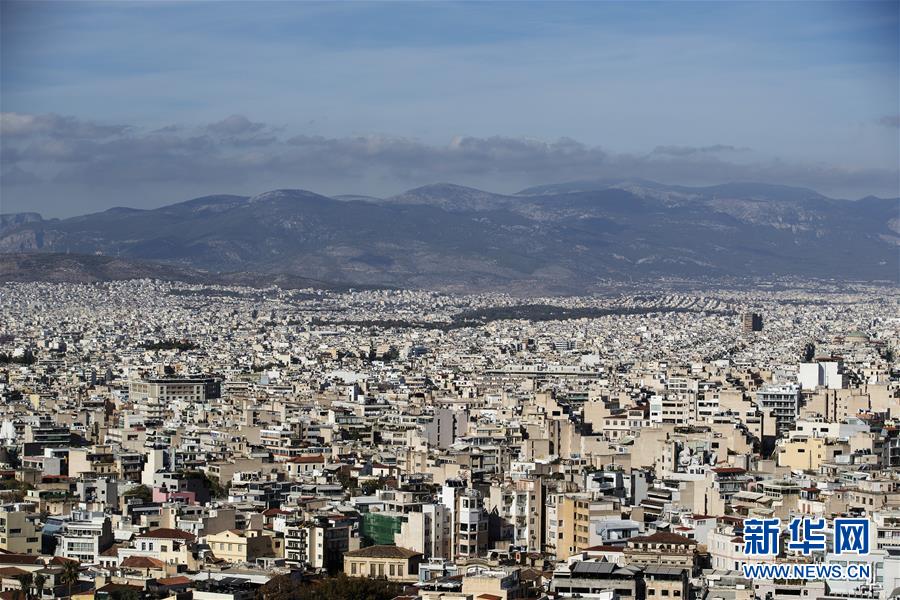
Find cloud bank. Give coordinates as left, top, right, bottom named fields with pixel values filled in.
left=1, top=112, right=898, bottom=216
left=879, top=114, right=900, bottom=129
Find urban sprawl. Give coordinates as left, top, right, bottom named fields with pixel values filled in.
left=0, top=279, right=898, bottom=600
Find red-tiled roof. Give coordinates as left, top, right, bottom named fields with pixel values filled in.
left=158, top=575, right=192, bottom=586
left=0, top=554, right=42, bottom=565
left=121, top=556, right=165, bottom=568
left=584, top=544, right=625, bottom=552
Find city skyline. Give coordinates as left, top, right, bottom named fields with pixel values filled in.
left=0, top=3, right=899, bottom=598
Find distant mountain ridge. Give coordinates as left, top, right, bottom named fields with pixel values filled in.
left=2, top=179, right=897, bottom=292
left=515, top=179, right=830, bottom=201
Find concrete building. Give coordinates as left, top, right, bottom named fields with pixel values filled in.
left=343, top=544, right=422, bottom=582
left=0, top=507, right=41, bottom=554
left=757, top=384, right=801, bottom=436
left=55, top=512, right=114, bottom=563
left=207, top=529, right=274, bottom=564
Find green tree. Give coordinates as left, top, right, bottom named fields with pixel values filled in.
left=32, top=574, right=45, bottom=600
left=802, top=342, right=816, bottom=362
left=142, top=339, right=197, bottom=351
left=60, top=559, right=80, bottom=599
left=336, top=470, right=357, bottom=493
left=359, top=477, right=389, bottom=496
left=123, top=484, right=152, bottom=502
left=0, top=351, right=36, bottom=365
left=257, top=574, right=403, bottom=600
left=180, top=470, right=227, bottom=499
left=0, top=479, right=34, bottom=502
left=16, top=572, right=32, bottom=600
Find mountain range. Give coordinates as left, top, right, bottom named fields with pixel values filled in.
left=2, top=179, right=898, bottom=293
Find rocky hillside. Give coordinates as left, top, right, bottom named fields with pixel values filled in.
left=1, top=181, right=897, bottom=292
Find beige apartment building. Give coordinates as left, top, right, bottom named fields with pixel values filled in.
left=553, top=494, right=593, bottom=560
left=343, top=544, right=422, bottom=582
left=207, top=529, right=274, bottom=563
left=0, top=508, right=40, bottom=554
left=624, top=531, right=698, bottom=568
left=777, top=436, right=828, bottom=471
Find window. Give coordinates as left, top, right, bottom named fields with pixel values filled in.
left=351, top=563, right=357, bottom=575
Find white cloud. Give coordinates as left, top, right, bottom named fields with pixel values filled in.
left=1, top=112, right=897, bottom=211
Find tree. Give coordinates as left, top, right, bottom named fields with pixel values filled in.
left=381, top=346, right=400, bottom=362
left=16, top=572, right=32, bottom=600
left=123, top=484, right=152, bottom=502
left=359, top=477, right=390, bottom=496
left=0, top=351, right=36, bottom=365
left=257, top=574, right=403, bottom=600
left=60, top=559, right=80, bottom=599
left=0, top=479, right=34, bottom=503
left=180, top=470, right=227, bottom=499
left=802, top=342, right=816, bottom=362
left=32, top=574, right=45, bottom=600
left=336, top=470, right=357, bottom=494
left=141, top=339, right=197, bottom=351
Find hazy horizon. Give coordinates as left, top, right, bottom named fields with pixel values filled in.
left=2, top=1, right=899, bottom=217
left=2, top=177, right=897, bottom=221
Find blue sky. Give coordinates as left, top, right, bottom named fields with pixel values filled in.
left=1, top=1, right=898, bottom=216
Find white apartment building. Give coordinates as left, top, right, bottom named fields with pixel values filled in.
left=756, top=384, right=801, bottom=435
left=55, top=512, right=113, bottom=563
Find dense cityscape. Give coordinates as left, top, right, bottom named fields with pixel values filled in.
left=0, top=278, right=897, bottom=599
left=2, top=1, right=898, bottom=599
